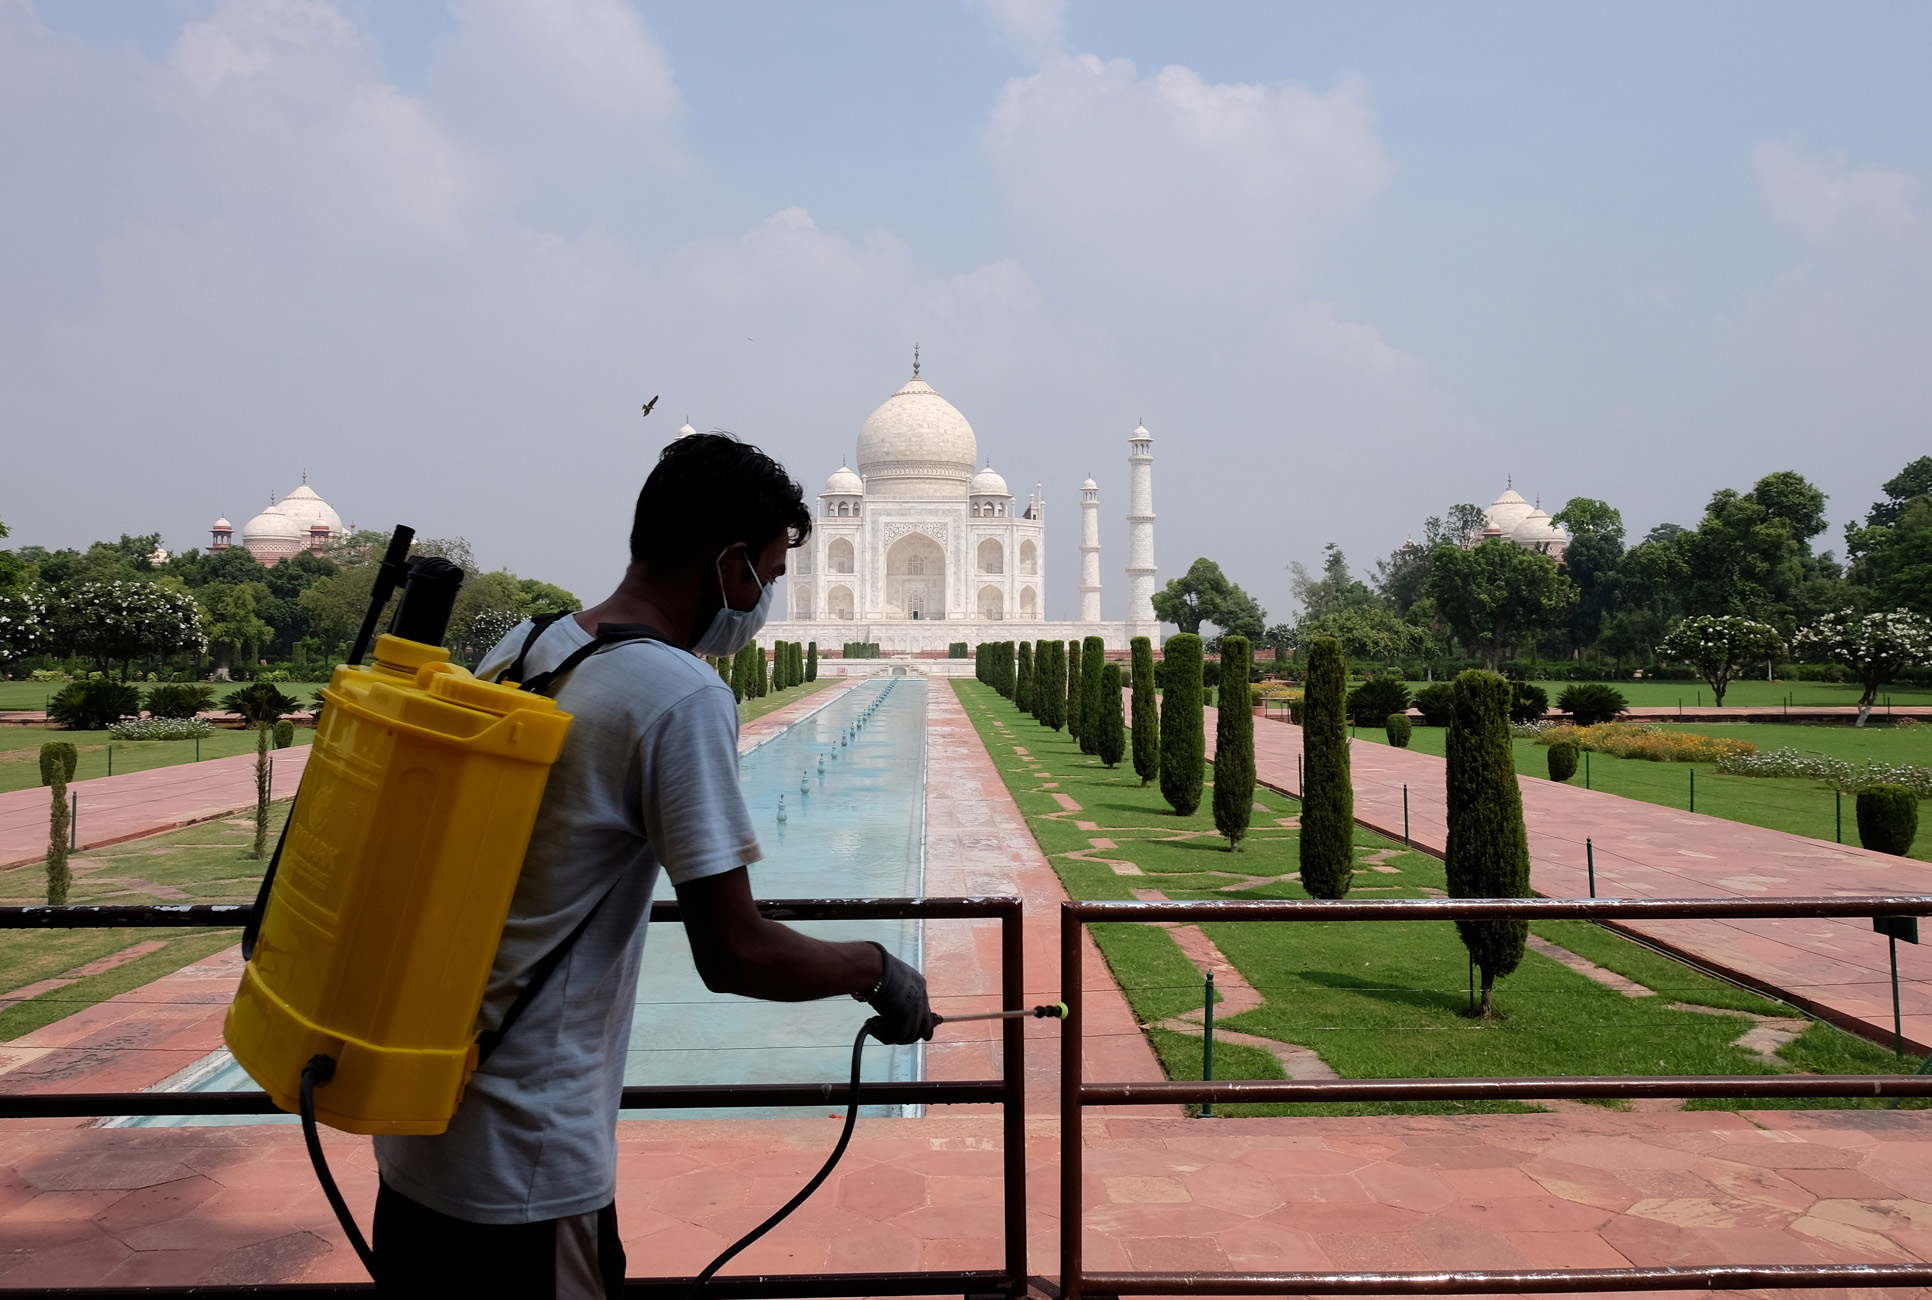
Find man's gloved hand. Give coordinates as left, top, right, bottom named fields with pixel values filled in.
left=860, top=941, right=936, bottom=1044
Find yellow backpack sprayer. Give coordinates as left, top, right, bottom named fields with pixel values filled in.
left=225, top=524, right=1065, bottom=1286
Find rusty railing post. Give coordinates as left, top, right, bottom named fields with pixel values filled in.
left=1001, top=897, right=1027, bottom=1294
left=1061, top=901, right=1085, bottom=1300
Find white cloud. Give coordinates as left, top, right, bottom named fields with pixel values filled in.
left=983, top=55, right=1391, bottom=286
left=969, top=0, right=1068, bottom=63
left=1751, top=138, right=1921, bottom=246
left=168, top=0, right=356, bottom=95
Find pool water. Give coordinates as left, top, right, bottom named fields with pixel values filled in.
left=127, top=676, right=928, bottom=1126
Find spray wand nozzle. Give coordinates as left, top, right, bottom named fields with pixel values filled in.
left=934, top=1003, right=1068, bottom=1025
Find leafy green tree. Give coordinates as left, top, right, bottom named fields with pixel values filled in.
left=1066, top=639, right=1084, bottom=741
left=1656, top=616, right=1786, bottom=707
left=1681, top=471, right=1832, bottom=620
left=1079, top=637, right=1106, bottom=754
left=1551, top=498, right=1626, bottom=651
left=1292, top=544, right=1383, bottom=621
left=1298, top=636, right=1353, bottom=899
left=1130, top=636, right=1159, bottom=786
left=1848, top=461, right=1932, bottom=616
left=1446, top=670, right=1531, bottom=1019
left=1426, top=539, right=1577, bottom=670
left=1211, top=586, right=1267, bottom=642
left=1151, top=558, right=1234, bottom=635
left=1212, top=636, right=1255, bottom=850
left=1294, top=606, right=1428, bottom=663
left=1095, top=663, right=1127, bottom=770
left=1794, top=610, right=1932, bottom=727
left=1016, top=641, right=1033, bottom=713
left=54, top=580, right=207, bottom=676
left=204, top=583, right=273, bottom=675
left=1158, top=634, right=1205, bottom=816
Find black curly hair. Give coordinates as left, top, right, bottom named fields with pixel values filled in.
left=630, top=432, right=812, bottom=572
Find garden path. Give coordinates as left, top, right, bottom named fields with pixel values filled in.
left=1215, top=707, right=1932, bottom=1055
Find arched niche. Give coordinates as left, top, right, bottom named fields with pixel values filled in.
left=1019, top=540, right=1038, bottom=576
left=828, top=538, right=855, bottom=574
left=886, top=532, right=945, bottom=620
left=977, top=538, right=1004, bottom=574
left=978, top=584, right=1005, bottom=620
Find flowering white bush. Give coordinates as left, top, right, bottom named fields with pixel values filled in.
left=0, top=585, right=53, bottom=663
left=108, top=717, right=216, bottom=741
left=54, top=581, right=206, bottom=671
left=1717, top=746, right=1932, bottom=797
left=1655, top=615, right=1785, bottom=707
left=1793, top=609, right=1932, bottom=719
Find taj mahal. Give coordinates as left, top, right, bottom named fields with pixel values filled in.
left=749, top=356, right=1160, bottom=655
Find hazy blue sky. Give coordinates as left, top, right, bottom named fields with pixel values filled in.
left=4, top=1, right=1928, bottom=619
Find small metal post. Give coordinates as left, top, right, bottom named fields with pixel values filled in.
left=1893, top=934, right=1905, bottom=1059
left=1200, top=970, right=1216, bottom=1118
left=195, top=736, right=201, bottom=763
left=1468, top=956, right=1476, bottom=1014
left=1690, top=767, right=1696, bottom=813
left=70, top=793, right=78, bottom=851
left=1836, top=789, right=1842, bottom=844
left=1403, top=784, right=1410, bottom=848
left=107, top=746, right=112, bottom=777
left=1297, top=754, right=1303, bottom=794
left=1587, top=838, right=1596, bottom=898
left=1585, top=750, right=1590, bottom=790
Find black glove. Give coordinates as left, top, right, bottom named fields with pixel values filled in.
left=859, top=942, right=936, bottom=1044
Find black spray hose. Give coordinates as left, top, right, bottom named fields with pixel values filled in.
left=300, top=1055, right=376, bottom=1278
left=683, top=1002, right=1066, bottom=1300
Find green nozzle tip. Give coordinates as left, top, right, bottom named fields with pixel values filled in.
left=1053, top=1001, right=1068, bottom=1019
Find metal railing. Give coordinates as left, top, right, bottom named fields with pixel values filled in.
left=1060, top=894, right=1932, bottom=1300
left=0, top=896, right=1028, bottom=1300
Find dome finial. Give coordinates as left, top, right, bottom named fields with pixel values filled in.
left=912, top=342, right=920, bottom=377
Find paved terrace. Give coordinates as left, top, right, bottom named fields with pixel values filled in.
left=1221, top=706, right=1932, bottom=1054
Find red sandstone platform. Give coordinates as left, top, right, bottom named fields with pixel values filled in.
left=1227, top=708, right=1932, bottom=1054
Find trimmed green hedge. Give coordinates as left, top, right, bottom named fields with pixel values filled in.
left=1158, top=634, right=1205, bottom=816
left=1299, top=636, right=1353, bottom=899
left=1212, top=636, right=1255, bottom=849
left=1858, top=785, right=1920, bottom=856
left=1447, top=670, right=1531, bottom=1017
left=1130, top=636, right=1159, bottom=787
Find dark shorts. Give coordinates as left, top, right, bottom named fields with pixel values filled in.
left=374, top=1181, right=626, bottom=1299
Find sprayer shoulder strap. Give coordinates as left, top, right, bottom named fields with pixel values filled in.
left=497, top=614, right=679, bottom=697
left=474, top=882, right=619, bottom=1067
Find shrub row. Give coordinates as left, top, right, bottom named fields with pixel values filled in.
left=1716, top=747, right=1932, bottom=796
left=107, top=717, right=216, bottom=741
left=1535, top=723, right=1755, bottom=764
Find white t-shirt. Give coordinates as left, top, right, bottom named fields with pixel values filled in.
left=373, top=617, right=758, bottom=1223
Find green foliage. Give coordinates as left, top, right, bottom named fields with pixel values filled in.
left=1066, top=639, right=1084, bottom=741
left=1295, top=606, right=1429, bottom=662
left=1347, top=674, right=1410, bottom=724
left=145, top=682, right=216, bottom=719
left=1212, top=636, right=1256, bottom=848
left=48, top=679, right=141, bottom=729
left=843, top=642, right=880, bottom=659
left=39, top=741, right=77, bottom=786
left=230, top=681, right=299, bottom=725
left=1657, top=615, right=1786, bottom=707
left=273, top=720, right=295, bottom=749
left=1079, top=637, right=1105, bottom=754
left=1158, top=634, right=1205, bottom=816
left=1015, top=641, right=1034, bottom=713
left=1151, top=557, right=1266, bottom=638
left=1299, top=636, right=1354, bottom=898
left=1096, top=662, right=1127, bottom=769
left=731, top=644, right=753, bottom=700
left=1446, top=670, right=1531, bottom=1016
left=948, top=641, right=968, bottom=659
left=1547, top=740, right=1579, bottom=782
left=1386, top=713, right=1412, bottom=748
left=1509, top=681, right=1549, bottom=724
left=806, top=642, right=817, bottom=681
left=1426, top=539, right=1577, bottom=670
left=1557, top=683, right=1628, bottom=726
left=1856, top=784, right=1920, bottom=856
left=1037, top=640, right=1067, bottom=730
left=1413, top=682, right=1456, bottom=726
left=1130, top=636, right=1159, bottom=786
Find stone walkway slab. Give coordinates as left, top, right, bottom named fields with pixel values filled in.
left=1220, top=707, right=1932, bottom=1054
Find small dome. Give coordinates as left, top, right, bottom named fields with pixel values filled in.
left=243, top=504, right=301, bottom=541
left=678, top=421, right=698, bottom=438
left=1484, top=487, right=1534, bottom=536
left=971, top=465, right=1010, bottom=497
left=1132, top=423, right=1151, bottom=439
left=1082, top=476, right=1098, bottom=491
left=824, top=463, right=864, bottom=496
left=212, top=517, right=232, bottom=530
left=1513, top=508, right=1568, bottom=545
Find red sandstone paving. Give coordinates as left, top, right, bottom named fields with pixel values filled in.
left=1215, top=706, right=1932, bottom=1053
left=11, top=682, right=1932, bottom=1287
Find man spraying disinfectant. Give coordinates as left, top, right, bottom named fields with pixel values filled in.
left=372, top=435, right=935, bottom=1296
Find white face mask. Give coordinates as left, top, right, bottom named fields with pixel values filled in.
left=692, top=549, right=775, bottom=657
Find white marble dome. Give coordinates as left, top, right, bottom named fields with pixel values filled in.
left=275, top=482, right=343, bottom=538
left=970, top=465, right=1010, bottom=497
left=1484, top=487, right=1535, bottom=537
left=824, top=463, right=864, bottom=496
left=856, top=375, right=977, bottom=499
left=243, top=504, right=301, bottom=542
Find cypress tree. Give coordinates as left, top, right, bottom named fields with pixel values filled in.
left=807, top=642, right=818, bottom=681
left=755, top=647, right=769, bottom=697
left=1446, top=670, right=1531, bottom=1018
left=1299, top=636, right=1354, bottom=899
left=1078, top=637, right=1106, bottom=755
left=977, top=643, right=987, bottom=684
left=1033, top=639, right=1049, bottom=724
left=1039, top=640, right=1066, bottom=730
left=772, top=641, right=786, bottom=690
left=41, top=741, right=75, bottom=905
left=795, top=642, right=805, bottom=685
left=1016, top=642, right=1034, bottom=713
left=1213, top=636, right=1256, bottom=850
left=730, top=645, right=752, bottom=701
left=1158, top=634, right=1205, bottom=816
left=1130, top=636, right=1159, bottom=787
left=1005, top=642, right=1018, bottom=698
left=1096, top=663, right=1126, bottom=768
left=1066, top=640, right=1085, bottom=742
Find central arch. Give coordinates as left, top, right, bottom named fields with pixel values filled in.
left=885, top=532, right=946, bottom=620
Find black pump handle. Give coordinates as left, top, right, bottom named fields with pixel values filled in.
left=347, top=525, right=416, bottom=666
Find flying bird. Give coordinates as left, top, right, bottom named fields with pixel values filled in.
left=640, top=395, right=659, bottom=418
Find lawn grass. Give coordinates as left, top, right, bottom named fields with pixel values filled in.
left=953, top=678, right=1925, bottom=1115
left=1356, top=721, right=1931, bottom=864
left=0, top=805, right=281, bottom=1039
left=0, top=679, right=313, bottom=712
left=1485, top=680, right=1932, bottom=710
left=738, top=675, right=840, bottom=726
left=0, top=724, right=300, bottom=795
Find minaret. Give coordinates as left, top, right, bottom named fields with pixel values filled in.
left=1126, top=423, right=1157, bottom=635
left=1079, top=477, right=1102, bottom=622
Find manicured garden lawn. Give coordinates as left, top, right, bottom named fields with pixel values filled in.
left=953, top=678, right=1919, bottom=1115
left=0, top=725, right=305, bottom=795
left=1356, top=721, right=1931, bottom=864
left=1518, top=679, right=1932, bottom=710
left=0, top=805, right=282, bottom=1040
left=0, top=679, right=320, bottom=712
